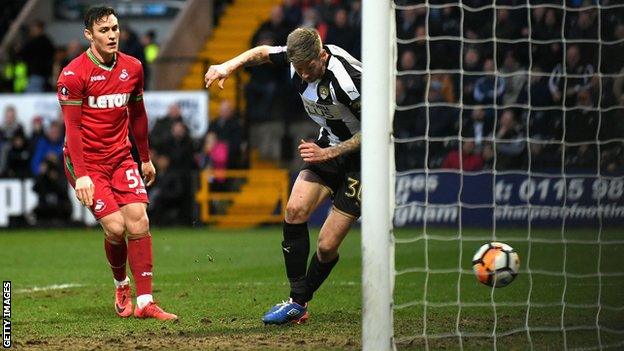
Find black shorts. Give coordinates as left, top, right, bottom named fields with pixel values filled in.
left=301, top=152, right=361, bottom=218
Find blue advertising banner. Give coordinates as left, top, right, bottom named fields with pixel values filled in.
left=395, top=172, right=624, bottom=227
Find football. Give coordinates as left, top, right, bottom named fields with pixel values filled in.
left=472, top=242, right=520, bottom=288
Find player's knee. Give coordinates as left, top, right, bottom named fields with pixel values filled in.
left=285, top=203, right=311, bottom=223
left=104, top=221, right=126, bottom=243
left=125, top=214, right=150, bottom=239
left=316, top=239, right=339, bottom=262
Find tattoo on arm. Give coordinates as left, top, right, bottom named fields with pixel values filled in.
left=231, top=46, right=270, bottom=70
left=328, top=132, right=361, bottom=158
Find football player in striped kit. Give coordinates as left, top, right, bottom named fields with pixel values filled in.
left=205, top=27, right=361, bottom=325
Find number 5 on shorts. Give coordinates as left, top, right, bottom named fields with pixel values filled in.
left=125, top=169, right=145, bottom=189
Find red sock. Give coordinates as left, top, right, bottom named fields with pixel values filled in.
left=127, top=234, right=153, bottom=296
left=104, top=239, right=127, bottom=282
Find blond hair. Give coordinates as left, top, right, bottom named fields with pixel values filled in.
left=286, top=28, right=322, bottom=64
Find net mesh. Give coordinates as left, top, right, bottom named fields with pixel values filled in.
left=391, top=1, right=624, bottom=349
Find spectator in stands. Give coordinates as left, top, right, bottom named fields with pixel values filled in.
left=314, top=0, right=342, bottom=27
left=325, top=8, right=357, bottom=57
left=163, top=120, right=195, bottom=170
left=198, top=132, right=228, bottom=170
left=32, top=155, right=71, bottom=225
left=282, top=0, right=303, bottom=29
left=120, top=26, right=151, bottom=88
left=529, top=142, right=562, bottom=172
left=404, top=25, right=426, bottom=71
left=566, top=89, right=598, bottom=143
left=51, top=47, right=68, bottom=88
left=150, top=103, right=184, bottom=152
left=500, top=51, right=526, bottom=105
left=398, top=49, right=425, bottom=100
left=516, top=64, right=562, bottom=140
left=496, top=8, right=523, bottom=40
left=348, top=0, right=361, bottom=30
left=62, top=39, right=84, bottom=68
left=0, top=45, right=28, bottom=93
left=30, top=120, right=63, bottom=176
left=603, top=23, right=624, bottom=74
left=532, top=7, right=560, bottom=40
left=142, top=30, right=160, bottom=65
left=531, top=8, right=562, bottom=72
left=481, top=142, right=495, bottom=170
left=252, top=6, right=293, bottom=46
left=155, top=120, right=195, bottom=225
left=495, top=110, right=526, bottom=170
left=442, top=140, right=484, bottom=171
left=566, top=144, right=597, bottom=171
left=462, top=47, right=482, bottom=105
left=245, top=33, right=283, bottom=122
left=197, top=132, right=229, bottom=190
left=394, top=77, right=426, bottom=171
left=428, top=79, right=459, bottom=167
left=549, top=45, right=595, bottom=107
left=567, top=9, right=597, bottom=40
left=28, top=116, right=45, bottom=153
left=20, top=20, right=55, bottom=92
left=396, top=7, right=423, bottom=41
left=147, top=155, right=186, bottom=226
left=1, top=134, right=31, bottom=178
left=120, top=27, right=146, bottom=63
left=300, top=7, right=328, bottom=40
left=462, top=107, right=494, bottom=151
left=1, top=105, right=25, bottom=142
left=600, top=143, right=624, bottom=174
left=210, top=100, right=244, bottom=168
left=474, top=58, right=506, bottom=104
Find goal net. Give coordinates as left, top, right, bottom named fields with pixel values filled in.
left=363, top=0, right=624, bottom=350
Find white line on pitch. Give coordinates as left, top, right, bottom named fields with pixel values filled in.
left=15, top=283, right=84, bottom=293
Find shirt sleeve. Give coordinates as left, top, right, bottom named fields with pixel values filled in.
left=57, top=69, right=88, bottom=178
left=330, top=61, right=362, bottom=119
left=128, top=64, right=150, bottom=162
left=268, top=46, right=289, bottom=67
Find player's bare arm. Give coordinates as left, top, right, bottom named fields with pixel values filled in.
left=204, top=45, right=271, bottom=89
left=299, top=132, right=361, bottom=163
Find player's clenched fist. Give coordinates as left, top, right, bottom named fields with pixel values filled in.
left=75, top=176, right=95, bottom=207
left=142, top=160, right=156, bottom=187
left=204, top=64, right=230, bottom=89
left=299, top=139, right=337, bottom=163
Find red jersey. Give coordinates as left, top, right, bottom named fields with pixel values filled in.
left=57, top=49, right=149, bottom=178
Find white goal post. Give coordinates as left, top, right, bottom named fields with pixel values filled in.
left=362, top=0, right=624, bottom=350
left=361, top=1, right=394, bottom=351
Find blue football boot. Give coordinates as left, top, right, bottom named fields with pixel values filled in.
left=262, top=298, right=309, bottom=325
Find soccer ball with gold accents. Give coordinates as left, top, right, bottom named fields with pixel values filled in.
left=472, top=242, right=520, bottom=288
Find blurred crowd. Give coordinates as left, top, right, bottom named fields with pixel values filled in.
left=244, top=0, right=362, bottom=123
left=1, top=0, right=623, bottom=226
left=0, top=19, right=160, bottom=93
left=393, top=0, right=624, bottom=173
left=0, top=98, right=244, bottom=226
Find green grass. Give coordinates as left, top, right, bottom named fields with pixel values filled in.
left=1, top=226, right=623, bottom=350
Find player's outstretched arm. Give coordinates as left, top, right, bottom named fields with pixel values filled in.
left=204, top=45, right=272, bottom=89
left=298, top=132, right=361, bottom=164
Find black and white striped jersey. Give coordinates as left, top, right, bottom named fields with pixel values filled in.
left=268, top=44, right=361, bottom=147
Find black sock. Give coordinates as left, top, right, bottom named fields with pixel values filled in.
left=301, top=253, right=339, bottom=304
left=282, top=221, right=310, bottom=303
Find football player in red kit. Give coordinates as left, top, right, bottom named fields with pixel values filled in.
left=57, top=6, right=176, bottom=320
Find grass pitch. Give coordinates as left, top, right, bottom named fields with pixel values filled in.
left=1, top=226, right=622, bottom=350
